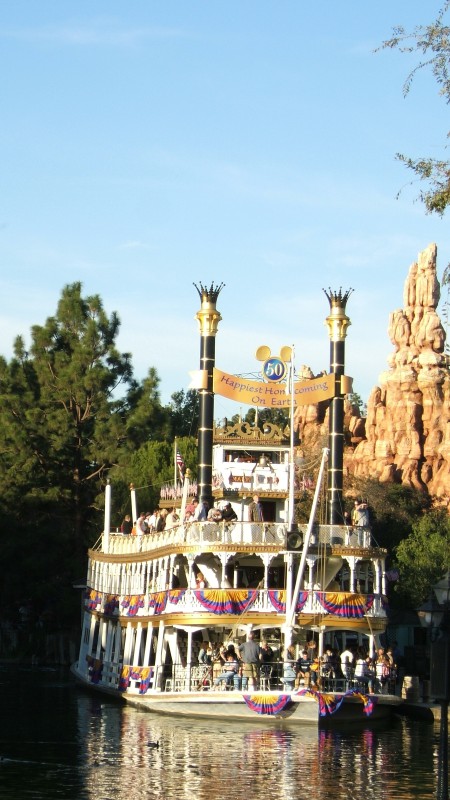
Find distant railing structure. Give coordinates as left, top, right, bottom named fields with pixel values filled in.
left=95, top=522, right=373, bottom=556
left=83, top=586, right=388, bottom=623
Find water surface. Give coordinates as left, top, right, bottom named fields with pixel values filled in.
left=0, top=666, right=440, bottom=800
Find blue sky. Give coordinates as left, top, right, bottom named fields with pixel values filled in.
left=0, top=1, right=449, bottom=420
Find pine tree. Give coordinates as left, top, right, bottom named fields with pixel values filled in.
left=0, top=283, right=134, bottom=573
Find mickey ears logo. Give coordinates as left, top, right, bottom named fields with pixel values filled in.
left=255, top=345, right=293, bottom=384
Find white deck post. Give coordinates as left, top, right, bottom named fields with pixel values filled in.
left=143, top=622, right=153, bottom=667
left=154, top=620, right=166, bottom=691
left=133, top=622, right=143, bottom=665
left=130, top=483, right=137, bottom=527
left=123, top=622, right=134, bottom=665
left=186, top=629, right=193, bottom=691
left=103, top=480, right=111, bottom=553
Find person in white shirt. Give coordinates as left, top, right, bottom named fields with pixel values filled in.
left=340, top=647, right=354, bottom=680
left=165, top=508, right=179, bottom=528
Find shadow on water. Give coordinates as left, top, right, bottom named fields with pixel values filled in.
left=0, top=665, right=441, bottom=800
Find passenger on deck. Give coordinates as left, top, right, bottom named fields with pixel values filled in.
left=198, top=642, right=211, bottom=664
left=238, top=632, right=261, bottom=690
left=156, top=508, right=168, bottom=532
left=136, top=512, right=148, bottom=535
left=165, top=508, right=179, bottom=528
left=375, top=647, right=391, bottom=693
left=184, top=498, right=198, bottom=521
left=260, top=640, right=273, bottom=684
left=294, top=649, right=311, bottom=688
left=195, top=572, right=207, bottom=589
left=354, top=649, right=375, bottom=693
left=306, top=639, right=318, bottom=664
left=221, top=502, right=238, bottom=523
left=195, top=501, right=209, bottom=521
left=281, top=647, right=297, bottom=690
left=213, top=653, right=240, bottom=690
left=340, top=645, right=355, bottom=680
left=146, top=509, right=158, bottom=531
left=207, top=505, right=223, bottom=522
left=120, top=515, right=133, bottom=535
left=260, top=640, right=273, bottom=664
left=353, top=499, right=370, bottom=527
left=248, top=495, right=264, bottom=522
left=321, top=646, right=340, bottom=682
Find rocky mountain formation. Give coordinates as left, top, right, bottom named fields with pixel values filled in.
left=295, top=243, right=450, bottom=502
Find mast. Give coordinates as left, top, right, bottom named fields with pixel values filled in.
left=287, top=348, right=296, bottom=532
left=323, top=288, right=352, bottom=524
left=194, top=282, right=224, bottom=507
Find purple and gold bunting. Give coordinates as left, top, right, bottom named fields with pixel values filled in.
left=194, top=589, right=257, bottom=615
left=168, top=589, right=186, bottom=605
left=268, top=590, right=286, bottom=612
left=316, top=592, right=374, bottom=618
left=295, top=687, right=344, bottom=717
left=345, top=689, right=378, bottom=716
left=129, top=666, right=153, bottom=694
left=121, top=595, right=145, bottom=616
left=149, top=591, right=168, bottom=614
left=267, top=590, right=308, bottom=613
left=86, top=655, right=103, bottom=684
left=86, top=589, right=102, bottom=610
left=295, top=590, right=309, bottom=612
left=243, top=693, right=293, bottom=715
left=119, top=665, right=131, bottom=691
left=103, top=595, right=119, bottom=616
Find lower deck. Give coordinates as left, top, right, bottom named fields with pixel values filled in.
left=72, top=660, right=401, bottom=725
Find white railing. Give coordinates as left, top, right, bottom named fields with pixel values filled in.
left=85, top=587, right=387, bottom=622
left=96, top=522, right=374, bottom=555
left=216, top=462, right=289, bottom=493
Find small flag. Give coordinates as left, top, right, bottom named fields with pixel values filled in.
left=188, top=369, right=208, bottom=389
left=385, top=569, right=399, bottom=583
left=176, top=451, right=185, bottom=476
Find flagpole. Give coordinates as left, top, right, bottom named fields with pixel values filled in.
left=174, top=437, right=177, bottom=491
left=287, top=347, right=295, bottom=532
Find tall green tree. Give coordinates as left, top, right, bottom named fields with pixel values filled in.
left=380, top=2, right=450, bottom=214
left=108, top=435, right=198, bottom=525
left=394, top=508, right=450, bottom=605
left=167, top=389, right=199, bottom=438
left=124, top=368, right=170, bottom=447
left=0, top=283, right=134, bottom=566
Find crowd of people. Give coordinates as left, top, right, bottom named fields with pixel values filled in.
left=121, top=495, right=372, bottom=535
left=119, top=498, right=239, bottom=535
left=195, top=636, right=399, bottom=694
left=282, top=641, right=399, bottom=694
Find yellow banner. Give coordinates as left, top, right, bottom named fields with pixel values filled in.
left=213, top=369, right=345, bottom=407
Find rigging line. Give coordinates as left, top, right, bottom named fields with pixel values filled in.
left=132, top=483, right=167, bottom=491
left=316, top=467, right=330, bottom=596
left=133, top=475, right=198, bottom=492
left=227, top=579, right=265, bottom=640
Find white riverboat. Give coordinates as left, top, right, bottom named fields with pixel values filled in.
left=71, top=424, right=400, bottom=725
left=71, top=284, right=401, bottom=724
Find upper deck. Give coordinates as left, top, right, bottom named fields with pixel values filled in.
left=94, top=520, right=380, bottom=559
left=86, top=521, right=387, bottom=630
left=211, top=420, right=294, bottom=498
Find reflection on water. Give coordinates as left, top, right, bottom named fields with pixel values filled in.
left=0, top=666, right=440, bottom=799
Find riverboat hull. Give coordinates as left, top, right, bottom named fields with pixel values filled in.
left=71, top=662, right=401, bottom=726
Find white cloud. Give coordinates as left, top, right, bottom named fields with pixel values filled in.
left=0, top=19, right=189, bottom=47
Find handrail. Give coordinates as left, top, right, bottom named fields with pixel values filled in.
left=84, top=586, right=388, bottom=622
left=95, top=520, right=376, bottom=556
